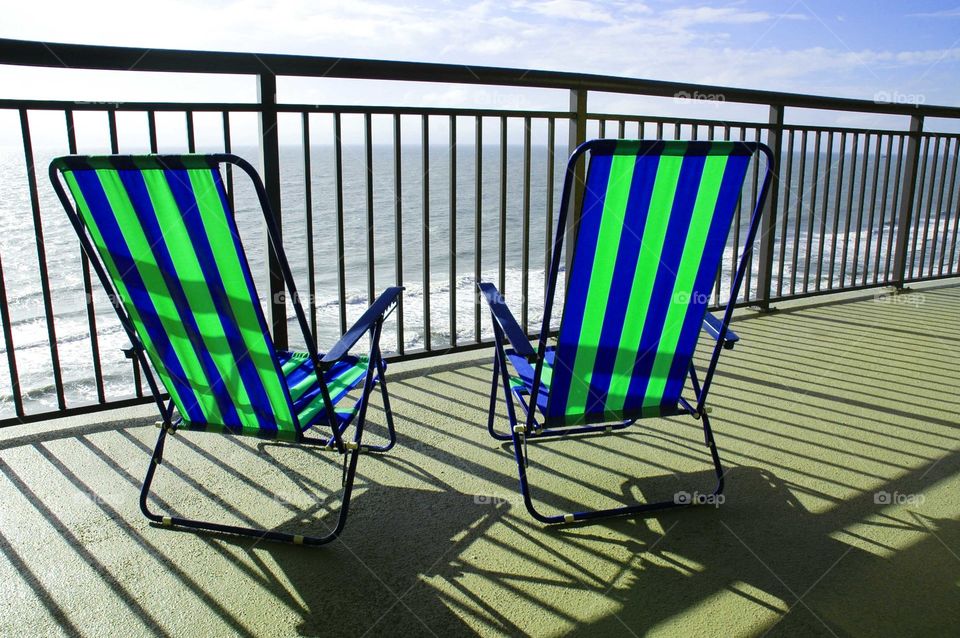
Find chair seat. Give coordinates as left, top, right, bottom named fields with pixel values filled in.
left=277, top=351, right=371, bottom=431
left=507, top=346, right=684, bottom=426
left=506, top=347, right=555, bottom=416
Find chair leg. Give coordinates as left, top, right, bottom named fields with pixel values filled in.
left=486, top=348, right=512, bottom=441
left=139, top=427, right=360, bottom=545
left=361, top=358, right=397, bottom=454
left=509, top=411, right=726, bottom=524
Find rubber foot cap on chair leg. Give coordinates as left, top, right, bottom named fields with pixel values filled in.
left=564, top=513, right=575, bottom=523
left=293, top=535, right=304, bottom=545
left=162, top=516, right=172, bottom=526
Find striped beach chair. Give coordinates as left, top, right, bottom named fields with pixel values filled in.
left=50, top=154, right=402, bottom=545
left=480, top=139, right=773, bottom=523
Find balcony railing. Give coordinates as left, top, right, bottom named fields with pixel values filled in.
left=0, top=38, right=958, bottom=426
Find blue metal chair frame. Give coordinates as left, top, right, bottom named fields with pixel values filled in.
left=51, top=154, right=402, bottom=545
left=480, top=140, right=774, bottom=524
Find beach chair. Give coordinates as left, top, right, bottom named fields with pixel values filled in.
left=50, top=154, right=402, bottom=545
left=480, top=140, right=773, bottom=523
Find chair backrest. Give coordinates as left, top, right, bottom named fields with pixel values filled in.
left=51, top=155, right=299, bottom=437
left=543, top=140, right=760, bottom=426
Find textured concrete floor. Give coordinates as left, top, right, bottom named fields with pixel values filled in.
left=1, top=282, right=959, bottom=637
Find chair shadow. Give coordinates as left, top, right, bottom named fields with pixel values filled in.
left=179, top=482, right=508, bottom=637
left=550, top=465, right=960, bottom=637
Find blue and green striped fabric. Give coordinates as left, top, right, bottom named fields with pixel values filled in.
left=511, top=140, right=753, bottom=426
left=53, top=155, right=367, bottom=441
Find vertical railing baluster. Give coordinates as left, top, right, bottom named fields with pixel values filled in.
left=222, top=112, right=234, bottom=211
left=257, top=73, right=287, bottom=348
left=803, top=130, right=819, bottom=292
left=839, top=133, right=859, bottom=287
left=618, top=119, right=626, bottom=138
left=755, top=105, right=783, bottom=309
left=938, top=138, right=960, bottom=276
left=364, top=112, right=375, bottom=304
left=885, top=135, right=905, bottom=282
left=850, top=132, right=871, bottom=285
left=0, top=249, right=22, bottom=418
left=873, top=134, right=893, bottom=283
left=815, top=130, right=833, bottom=292
left=790, top=129, right=807, bottom=294
left=828, top=133, right=847, bottom=289
left=65, top=109, right=106, bottom=404
left=916, top=136, right=940, bottom=277
left=449, top=115, right=457, bottom=347
left=731, top=125, right=746, bottom=300
left=108, top=110, right=119, bottom=153
left=148, top=110, right=158, bottom=153
left=745, top=126, right=761, bottom=302
left=20, top=109, right=65, bottom=411
left=186, top=110, right=195, bottom=152
left=566, top=90, right=587, bottom=282
left=926, top=136, right=950, bottom=278
left=332, top=112, right=347, bottom=337
left=393, top=113, right=405, bottom=354
left=498, top=115, right=507, bottom=295
left=302, top=112, right=317, bottom=339
left=776, top=128, right=794, bottom=297
left=474, top=116, right=483, bottom=343
left=909, top=135, right=931, bottom=281
left=545, top=117, right=556, bottom=307
left=715, top=125, right=732, bottom=305
left=863, top=133, right=883, bottom=285
left=422, top=114, right=431, bottom=351
left=521, top=117, right=531, bottom=333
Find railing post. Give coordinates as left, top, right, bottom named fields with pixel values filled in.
left=754, top=104, right=784, bottom=311
left=891, top=114, right=924, bottom=289
left=565, top=88, right=587, bottom=284
left=257, top=72, right=288, bottom=349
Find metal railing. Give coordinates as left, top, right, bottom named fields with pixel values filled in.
left=0, top=38, right=958, bottom=425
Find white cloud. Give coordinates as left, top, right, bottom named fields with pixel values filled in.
left=521, top=0, right=616, bottom=23
left=0, top=0, right=958, bottom=144
left=662, top=6, right=774, bottom=26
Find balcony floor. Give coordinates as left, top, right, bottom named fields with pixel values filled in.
left=1, top=283, right=959, bottom=637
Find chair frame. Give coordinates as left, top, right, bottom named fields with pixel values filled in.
left=50, top=154, right=401, bottom=545
left=480, top=140, right=774, bottom=524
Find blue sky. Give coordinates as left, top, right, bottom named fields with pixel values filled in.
left=1, top=1, right=959, bottom=144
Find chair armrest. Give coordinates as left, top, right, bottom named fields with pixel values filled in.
left=321, top=286, right=403, bottom=365
left=478, top=282, right=536, bottom=361
left=701, top=313, right=739, bottom=350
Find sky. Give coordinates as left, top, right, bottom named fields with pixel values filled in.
left=1, top=0, right=959, bottom=146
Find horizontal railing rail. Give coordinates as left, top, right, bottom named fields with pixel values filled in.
left=0, top=38, right=957, bottom=426
left=4, top=38, right=960, bottom=118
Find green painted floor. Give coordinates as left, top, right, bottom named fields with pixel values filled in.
left=1, top=283, right=959, bottom=637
